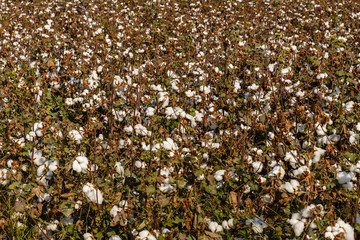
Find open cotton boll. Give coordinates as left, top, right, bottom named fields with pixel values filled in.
left=109, top=235, right=122, bottom=240
left=146, top=107, right=156, bottom=116
left=137, top=230, right=156, bottom=240
left=37, top=165, right=46, bottom=176
left=46, top=220, right=59, bottom=231
left=292, top=166, right=309, bottom=177
left=281, top=67, right=291, bottom=75
left=0, top=169, right=10, bottom=185
left=349, top=131, right=359, bottom=145
left=72, top=156, right=89, bottom=173
left=356, top=122, right=360, bottom=132
left=82, top=183, right=103, bottom=204
left=336, top=171, right=355, bottom=184
left=343, top=101, right=354, bottom=112
left=325, top=219, right=354, bottom=240
left=69, top=129, right=83, bottom=144
left=280, top=180, right=299, bottom=193
left=134, top=124, right=151, bottom=137
left=161, top=138, right=178, bottom=151
left=83, top=232, right=93, bottom=240
left=252, top=161, right=263, bottom=173
left=268, top=165, right=285, bottom=179
left=46, top=160, right=59, bottom=172
left=115, top=162, right=124, bottom=176
left=312, top=147, right=326, bottom=164
left=214, top=170, right=226, bottom=181
left=30, top=149, right=46, bottom=166
left=112, top=109, right=126, bottom=122
left=208, top=221, right=219, bottom=232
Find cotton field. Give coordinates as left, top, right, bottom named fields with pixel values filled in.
left=1, top=0, right=360, bottom=239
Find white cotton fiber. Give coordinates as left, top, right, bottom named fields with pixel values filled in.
left=312, top=147, right=326, bottom=164
left=294, top=221, right=305, bottom=236
left=268, top=165, right=285, bottom=179
left=72, top=156, right=89, bottom=173
left=214, top=170, right=226, bottom=181
left=82, top=183, right=103, bottom=204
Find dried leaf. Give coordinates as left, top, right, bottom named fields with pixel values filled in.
left=32, top=185, right=44, bottom=198
left=229, top=191, right=238, bottom=207
left=0, top=218, right=8, bottom=231
left=110, top=211, right=128, bottom=227
left=204, top=231, right=222, bottom=240
left=14, top=200, right=27, bottom=213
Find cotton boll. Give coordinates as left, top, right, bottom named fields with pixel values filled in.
left=208, top=221, right=218, bottom=232
left=46, top=221, right=59, bottom=231
left=73, top=156, right=89, bottom=173
left=337, top=219, right=355, bottom=240
left=159, top=183, right=174, bottom=193
left=146, top=107, right=156, bottom=116
left=216, top=224, right=223, bottom=232
left=0, top=169, right=9, bottom=185
left=268, top=165, right=285, bottom=179
left=292, top=166, right=309, bottom=177
left=72, top=161, right=82, bottom=173
left=246, top=217, right=268, bottom=233
left=222, top=220, right=230, bottom=230
left=228, top=218, right=234, bottom=228
left=115, top=162, right=124, bottom=176
left=82, top=183, right=103, bottom=204
left=109, top=235, right=122, bottom=240
left=46, top=160, right=59, bottom=172
left=110, top=205, right=120, bottom=217
left=312, top=147, right=326, bottom=164
left=214, top=170, right=226, bottom=181
left=293, top=221, right=305, bottom=236
left=138, top=230, right=153, bottom=239
left=343, top=181, right=354, bottom=191
left=290, top=179, right=300, bottom=189
left=135, top=161, right=146, bottom=169
left=252, top=161, right=263, bottom=173
left=336, top=171, right=355, bottom=184
left=83, top=232, right=93, bottom=240
left=69, top=130, right=83, bottom=144
left=37, top=165, right=46, bottom=176
left=280, top=182, right=295, bottom=193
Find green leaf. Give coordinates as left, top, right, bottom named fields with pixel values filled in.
left=146, top=185, right=156, bottom=195
left=95, top=231, right=103, bottom=239
left=59, top=201, right=75, bottom=217
left=8, top=181, right=20, bottom=190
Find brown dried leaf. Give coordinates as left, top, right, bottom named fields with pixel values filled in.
left=14, top=200, right=27, bottom=213
left=229, top=191, right=238, bottom=207
left=32, top=185, right=44, bottom=198
left=110, top=211, right=128, bottom=227
left=0, top=218, right=8, bottom=231
left=205, top=231, right=222, bottom=240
